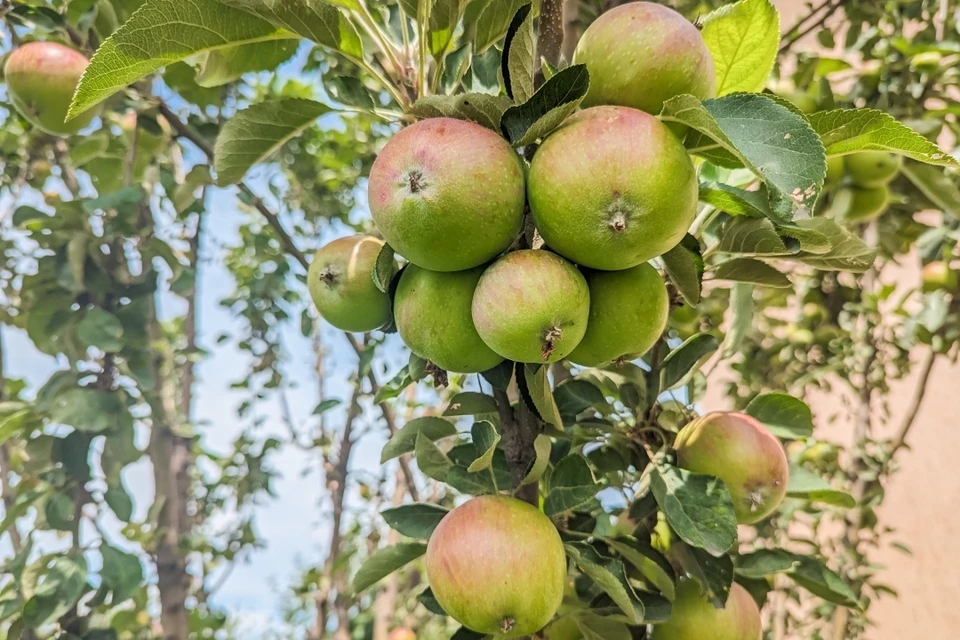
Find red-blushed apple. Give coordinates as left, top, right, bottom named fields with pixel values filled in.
left=394, top=264, right=504, bottom=373
left=367, top=117, right=525, bottom=272
left=528, top=106, right=698, bottom=270
left=388, top=628, right=416, bottom=640
left=573, top=2, right=715, bottom=115
left=650, top=579, right=762, bottom=640
left=307, top=235, right=393, bottom=332
left=568, top=262, right=669, bottom=366
left=674, top=412, right=789, bottom=524
left=922, top=261, right=959, bottom=293
left=4, top=42, right=98, bottom=135
left=425, top=495, right=567, bottom=638
left=472, top=250, right=590, bottom=363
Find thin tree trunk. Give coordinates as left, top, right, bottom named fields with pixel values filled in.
left=315, top=381, right=363, bottom=638
left=140, top=188, right=193, bottom=640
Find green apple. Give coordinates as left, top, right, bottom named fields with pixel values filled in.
left=307, top=235, right=393, bottom=332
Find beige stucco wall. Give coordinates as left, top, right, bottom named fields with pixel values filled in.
left=707, top=4, right=960, bottom=635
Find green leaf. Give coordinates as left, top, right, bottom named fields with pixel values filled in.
left=0, top=407, right=37, bottom=447
left=649, top=465, right=738, bottom=556
left=660, top=234, right=704, bottom=306
left=68, top=0, right=292, bottom=118
left=82, top=187, right=146, bottom=213
left=607, top=538, right=676, bottom=601
left=417, top=587, right=447, bottom=615
left=544, top=454, right=601, bottom=516
left=195, top=39, right=297, bottom=87
left=466, top=421, right=500, bottom=472
left=474, top=0, right=528, bottom=52
left=443, top=392, right=499, bottom=417
left=214, top=98, right=329, bottom=186
left=785, top=218, right=877, bottom=272
left=701, top=0, right=780, bottom=95
left=481, top=360, right=514, bottom=390
left=372, top=243, right=396, bottom=294
left=428, top=0, right=466, bottom=58
left=661, top=93, right=826, bottom=222
left=500, top=64, right=590, bottom=146
left=673, top=543, right=734, bottom=607
left=408, top=353, right=429, bottom=382
left=713, top=258, right=792, bottom=288
left=381, top=503, right=449, bottom=539
left=777, top=223, right=833, bottom=254
left=787, top=465, right=856, bottom=508
left=0, top=492, right=41, bottom=539
left=503, top=3, right=534, bottom=103
left=575, top=614, right=632, bottom=640
left=410, top=93, right=512, bottom=131
left=352, top=543, right=427, bottom=593
left=48, top=388, right=124, bottom=433
left=902, top=161, right=960, bottom=219
left=564, top=543, right=642, bottom=624
left=720, top=284, right=752, bottom=359
left=77, top=307, right=124, bottom=353
left=519, top=433, right=551, bottom=487
left=554, top=379, right=606, bottom=418
left=99, top=545, right=142, bottom=603
left=22, top=555, right=88, bottom=628
left=415, top=431, right=454, bottom=481
left=12, top=206, right=50, bottom=226
left=104, top=481, right=134, bottom=522
left=660, top=334, right=720, bottom=390
left=810, top=109, right=958, bottom=166
left=218, top=0, right=363, bottom=57
left=381, top=417, right=457, bottom=463
left=313, top=399, right=341, bottom=415
left=736, top=549, right=858, bottom=607
left=745, top=393, right=813, bottom=440
left=717, top=218, right=790, bottom=256
left=326, top=75, right=377, bottom=111
left=699, top=182, right=770, bottom=218
left=520, top=364, right=563, bottom=428
left=374, top=367, right=413, bottom=403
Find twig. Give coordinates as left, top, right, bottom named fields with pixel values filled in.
left=779, top=0, right=844, bottom=54
left=157, top=100, right=311, bottom=272
left=886, top=348, right=937, bottom=465
left=538, top=0, right=565, bottom=79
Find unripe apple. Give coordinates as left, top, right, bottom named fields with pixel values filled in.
left=426, top=495, right=567, bottom=638
left=528, top=106, right=698, bottom=270
left=4, top=42, right=98, bottom=135
left=836, top=185, right=889, bottom=222
left=568, top=262, right=668, bottom=366
left=650, top=579, right=761, bottom=640
left=472, top=250, right=590, bottom=363
left=845, top=151, right=902, bottom=188
left=394, top=265, right=504, bottom=373
left=674, top=412, right=788, bottom=524
left=825, top=155, right=845, bottom=186
left=307, top=235, right=393, bottom=332
left=368, top=117, right=525, bottom=271
left=781, top=90, right=819, bottom=115
left=574, top=2, right=715, bottom=115
left=922, top=261, right=959, bottom=293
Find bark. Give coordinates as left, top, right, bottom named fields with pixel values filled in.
left=147, top=299, right=193, bottom=640
left=140, top=188, right=193, bottom=639
left=314, top=382, right=363, bottom=639
left=537, top=0, right=565, bottom=83
left=561, top=0, right=580, bottom=62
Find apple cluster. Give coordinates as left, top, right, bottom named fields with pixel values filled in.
left=309, top=2, right=715, bottom=377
